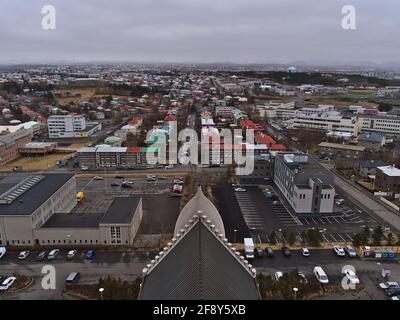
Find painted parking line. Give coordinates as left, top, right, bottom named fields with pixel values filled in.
left=322, top=234, right=329, bottom=242
left=311, top=218, right=318, bottom=224
left=345, top=233, right=353, bottom=241
left=333, top=217, right=341, bottom=223
left=337, top=234, right=346, bottom=242
left=330, top=234, right=338, bottom=242
left=339, top=216, right=346, bottom=222
left=325, top=217, right=333, bottom=224
left=304, top=218, right=310, bottom=225
left=319, top=218, right=326, bottom=225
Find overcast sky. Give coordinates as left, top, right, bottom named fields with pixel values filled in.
left=0, top=0, right=399, bottom=66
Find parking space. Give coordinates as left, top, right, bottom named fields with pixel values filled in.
left=234, top=191, right=265, bottom=231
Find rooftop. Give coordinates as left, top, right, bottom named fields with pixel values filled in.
left=100, top=197, right=141, bottom=224
left=319, top=142, right=365, bottom=152
left=377, top=165, right=400, bottom=177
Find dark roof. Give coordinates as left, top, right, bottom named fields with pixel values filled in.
left=358, top=159, right=387, bottom=168
left=139, top=219, right=260, bottom=300
left=0, top=173, right=74, bottom=216
left=100, top=196, right=141, bottom=224
left=41, top=213, right=102, bottom=228
left=358, top=132, right=385, bottom=143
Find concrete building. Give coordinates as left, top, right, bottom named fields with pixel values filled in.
left=236, top=154, right=274, bottom=184
left=288, top=105, right=360, bottom=137
left=0, top=173, right=142, bottom=247
left=358, top=159, right=388, bottom=179
left=47, top=115, right=101, bottom=138
left=18, top=142, right=58, bottom=155
left=359, top=114, right=400, bottom=136
left=318, top=142, right=365, bottom=169
left=0, top=127, right=32, bottom=165
left=273, top=153, right=335, bottom=215
left=375, top=165, right=400, bottom=194
left=256, top=101, right=296, bottom=120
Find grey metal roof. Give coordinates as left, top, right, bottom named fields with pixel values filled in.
left=174, top=186, right=225, bottom=236
left=139, top=218, right=260, bottom=300
left=358, top=132, right=385, bottom=143
left=0, top=173, right=74, bottom=216
left=100, top=196, right=141, bottom=224
left=358, top=159, right=387, bottom=168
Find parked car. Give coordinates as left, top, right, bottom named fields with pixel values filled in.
left=114, top=176, right=125, bottom=179
left=314, top=266, right=329, bottom=284
left=234, top=188, right=246, bottom=192
left=379, top=281, right=400, bottom=290
left=333, top=245, right=346, bottom=257
left=391, top=295, right=400, bottom=301
left=342, top=268, right=360, bottom=285
left=110, top=182, right=120, bottom=187
left=66, top=272, right=81, bottom=284
left=344, top=245, right=357, bottom=258
left=0, top=277, right=16, bottom=291
left=157, top=176, right=167, bottom=180
left=47, top=249, right=60, bottom=260
left=265, top=247, right=274, bottom=257
left=123, top=180, right=133, bottom=185
left=300, top=248, right=310, bottom=257
left=67, top=250, right=78, bottom=259
left=121, top=183, right=133, bottom=189
left=274, top=271, right=283, bottom=281
left=36, top=250, right=48, bottom=261
left=94, top=176, right=104, bottom=180
left=386, top=288, right=400, bottom=297
left=254, top=247, right=263, bottom=258
left=0, top=247, right=6, bottom=259
left=18, top=250, right=30, bottom=260
left=282, top=246, right=291, bottom=257
left=85, top=249, right=95, bottom=259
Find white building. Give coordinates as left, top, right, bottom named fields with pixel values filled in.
left=256, top=101, right=296, bottom=119
left=358, top=114, right=400, bottom=135
left=48, top=115, right=101, bottom=138
left=287, top=105, right=360, bottom=137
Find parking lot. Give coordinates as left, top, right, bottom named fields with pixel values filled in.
left=225, top=184, right=383, bottom=245
left=73, top=175, right=181, bottom=234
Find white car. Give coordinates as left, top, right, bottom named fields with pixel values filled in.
left=47, top=249, right=60, bottom=260
left=342, top=269, right=360, bottom=285
left=0, top=277, right=16, bottom=291
left=391, top=296, right=400, bottom=301
left=379, top=281, right=399, bottom=290
left=274, top=271, right=283, bottom=281
left=234, top=188, right=246, bottom=192
left=67, top=250, right=78, bottom=259
left=0, top=247, right=6, bottom=259
left=18, top=251, right=30, bottom=260
left=344, top=245, right=357, bottom=258
left=94, top=176, right=104, bottom=180
left=314, top=266, right=329, bottom=284
left=300, top=248, right=310, bottom=257
left=333, top=246, right=346, bottom=257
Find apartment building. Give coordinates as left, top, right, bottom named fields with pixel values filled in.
left=0, top=127, right=32, bottom=165
left=273, top=153, right=335, bottom=215
left=256, top=101, right=296, bottom=119
left=318, top=142, right=365, bottom=169
left=288, top=105, right=360, bottom=137
left=47, top=115, right=101, bottom=138
left=375, top=165, right=400, bottom=194
left=358, top=114, right=400, bottom=136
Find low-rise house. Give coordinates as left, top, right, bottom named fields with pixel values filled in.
left=375, top=165, right=400, bottom=194
left=358, top=159, right=388, bottom=179
left=358, top=132, right=386, bottom=151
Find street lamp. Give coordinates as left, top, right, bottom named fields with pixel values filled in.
left=99, top=287, right=104, bottom=300
left=233, top=229, right=237, bottom=243
left=293, top=287, right=298, bottom=300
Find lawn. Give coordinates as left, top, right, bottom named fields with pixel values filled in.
left=0, top=153, right=73, bottom=171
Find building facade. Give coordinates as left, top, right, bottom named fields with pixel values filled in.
left=0, top=128, right=32, bottom=165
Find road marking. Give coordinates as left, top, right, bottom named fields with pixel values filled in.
left=345, top=233, right=353, bottom=241
left=311, top=218, right=318, bottom=224
left=330, top=234, right=338, bottom=242
left=337, top=234, right=346, bottom=242
left=322, top=234, right=329, bottom=242
left=333, top=217, right=341, bottom=224
left=304, top=218, right=310, bottom=225
left=319, top=218, right=326, bottom=225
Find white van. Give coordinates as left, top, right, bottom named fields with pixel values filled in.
left=314, top=266, right=329, bottom=284
left=0, top=247, right=6, bottom=259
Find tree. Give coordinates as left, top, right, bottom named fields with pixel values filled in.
left=287, top=232, right=297, bottom=246
left=372, top=226, right=384, bottom=245
left=386, top=232, right=395, bottom=246
left=268, top=231, right=277, bottom=245
left=352, top=232, right=367, bottom=247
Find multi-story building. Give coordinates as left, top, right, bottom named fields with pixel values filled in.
left=256, top=101, right=296, bottom=120
left=273, top=153, right=335, bottom=215
left=288, top=105, right=360, bottom=137
left=358, top=114, right=400, bottom=136
left=47, top=115, right=101, bottom=138
left=318, top=142, right=365, bottom=169
left=236, top=154, right=274, bottom=184
left=375, top=165, right=400, bottom=194
left=0, top=173, right=142, bottom=247
left=0, top=127, right=32, bottom=165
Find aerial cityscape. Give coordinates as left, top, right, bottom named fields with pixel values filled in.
left=0, top=0, right=400, bottom=308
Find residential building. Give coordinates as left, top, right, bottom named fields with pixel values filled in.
left=273, top=153, right=335, bottom=215
left=318, top=142, right=365, bottom=168
left=0, top=127, right=32, bottom=165
left=358, top=159, right=388, bottom=179
left=375, top=165, right=400, bottom=194
left=358, top=132, right=386, bottom=151
left=236, top=154, right=274, bottom=184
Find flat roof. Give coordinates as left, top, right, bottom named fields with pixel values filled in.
left=0, top=173, right=74, bottom=216
left=378, top=165, right=400, bottom=177
left=100, top=197, right=141, bottom=224
left=41, top=212, right=102, bottom=228
left=319, top=142, right=365, bottom=152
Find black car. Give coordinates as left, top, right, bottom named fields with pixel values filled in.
left=114, top=176, right=125, bottom=179
left=121, top=183, right=133, bottom=189
left=386, top=288, right=400, bottom=297
left=254, top=247, right=263, bottom=258
left=36, top=250, right=48, bottom=261
left=110, top=182, right=120, bottom=187
left=282, top=246, right=291, bottom=257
